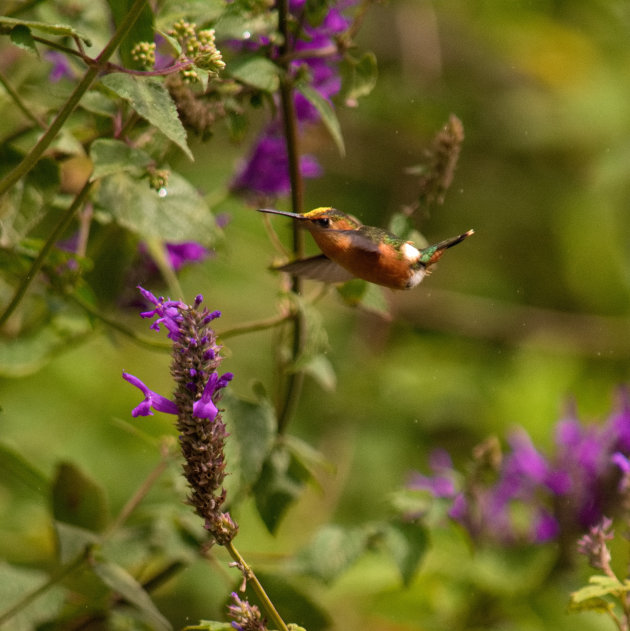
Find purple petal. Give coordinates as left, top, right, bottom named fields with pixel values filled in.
left=122, top=371, right=179, bottom=417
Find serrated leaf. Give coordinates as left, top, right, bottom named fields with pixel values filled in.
left=93, top=559, right=172, bottom=631
left=9, top=25, right=38, bottom=56
left=222, top=390, right=276, bottom=492
left=341, top=51, right=378, bottom=103
left=0, top=16, right=91, bottom=45
left=90, top=138, right=153, bottom=180
left=96, top=170, right=215, bottom=244
left=52, top=461, right=109, bottom=533
left=0, top=441, right=48, bottom=498
left=296, top=83, right=345, bottom=156
left=101, top=73, right=192, bottom=160
left=292, top=525, right=369, bottom=583
left=380, top=519, right=428, bottom=587
left=230, top=56, right=280, bottom=92
left=253, top=445, right=305, bottom=534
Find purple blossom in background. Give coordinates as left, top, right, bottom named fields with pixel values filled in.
left=45, top=51, right=73, bottom=82
left=409, top=389, right=630, bottom=545
left=231, top=1, right=356, bottom=198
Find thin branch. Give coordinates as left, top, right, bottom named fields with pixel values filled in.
left=276, top=0, right=306, bottom=435
left=0, top=547, right=91, bottom=626
left=0, top=178, right=94, bottom=326
left=69, top=293, right=172, bottom=351
left=0, top=0, right=149, bottom=197
left=219, top=312, right=291, bottom=339
left=0, top=69, right=47, bottom=128
left=226, top=540, right=290, bottom=631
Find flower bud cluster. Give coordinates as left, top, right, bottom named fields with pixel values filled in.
left=131, top=41, right=156, bottom=70
left=169, top=19, right=226, bottom=82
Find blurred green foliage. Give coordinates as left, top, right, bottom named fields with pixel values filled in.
left=2, top=0, right=630, bottom=629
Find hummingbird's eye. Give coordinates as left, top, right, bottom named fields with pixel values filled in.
left=315, top=218, right=330, bottom=227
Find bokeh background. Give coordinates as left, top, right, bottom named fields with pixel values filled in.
left=2, top=1, right=630, bottom=629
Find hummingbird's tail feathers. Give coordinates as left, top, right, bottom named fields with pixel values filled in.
left=272, top=254, right=355, bottom=284
left=422, top=229, right=474, bottom=266
left=433, top=229, right=475, bottom=251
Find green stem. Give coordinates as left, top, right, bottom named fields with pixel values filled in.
left=276, top=0, right=306, bottom=435
left=0, top=0, right=148, bottom=198
left=0, top=547, right=91, bottom=626
left=0, top=178, right=94, bottom=327
left=226, top=540, right=289, bottom=631
left=69, top=293, right=172, bottom=351
left=219, top=312, right=291, bottom=339
left=0, top=70, right=46, bottom=128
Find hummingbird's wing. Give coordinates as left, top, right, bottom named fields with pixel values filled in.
left=273, top=254, right=355, bottom=283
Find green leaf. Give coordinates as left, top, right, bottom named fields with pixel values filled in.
left=101, top=73, right=192, bottom=160
left=107, top=0, right=155, bottom=69
left=341, top=51, right=378, bottom=103
left=0, top=441, right=48, bottom=498
left=253, top=445, right=305, bottom=534
left=292, top=524, right=370, bottom=583
left=0, top=311, right=92, bottom=377
left=380, top=519, right=429, bottom=586
left=284, top=434, right=335, bottom=484
left=570, top=575, right=630, bottom=604
left=156, top=0, right=225, bottom=30
left=0, top=562, right=66, bottom=628
left=90, top=138, right=153, bottom=180
left=0, top=16, right=92, bottom=45
left=51, top=461, right=109, bottom=533
left=183, top=622, right=233, bottom=631
left=9, top=24, right=38, bottom=56
left=92, top=559, right=172, bottom=631
left=336, top=279, right=391, bottom=319
left=296, top=83, right=345, bottom=156
left=292, top=353, right=336, bottom=391
left=229, top=56, right=281, bottom=92
left=54, top=521, right=99, bottom=565
left=222, top=389, right=276, bottom=492
left=96, top=171, right=216, bottom=244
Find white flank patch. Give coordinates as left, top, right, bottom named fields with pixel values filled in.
left=401, top=241, right=420, bottom=262
left=406, top=267, right=427, bottom=288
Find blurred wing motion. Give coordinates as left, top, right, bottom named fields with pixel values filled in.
left=273, top=254, right=356, bottom=284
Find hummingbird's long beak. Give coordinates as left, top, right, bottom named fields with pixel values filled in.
left=257, top=208, right=306, bottom=220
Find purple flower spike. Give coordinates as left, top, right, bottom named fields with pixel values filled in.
left=122, top=371, right=179, bottom=417
left=137, top=286, right=184, bottom=340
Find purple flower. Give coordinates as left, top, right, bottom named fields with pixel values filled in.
left=231, top=131, right=322, bottom=197
left=193, top=371, right=234, bottom=420
left=122, top=371, right=179, bottom=417
left=231, top=1, right=356, bottom=198
left=45, top=51, right=73, bottom=82
left=137, top=287, right=185, bottom=340
left=122, top=286, right=236, bottom=542
left=408, top=388, right=630, bottom=546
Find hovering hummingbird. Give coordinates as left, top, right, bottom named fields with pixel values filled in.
left=257, top=206, right=474, bottom=290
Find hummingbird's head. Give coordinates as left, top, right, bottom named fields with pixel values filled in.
left=257, top=207, right=361, bottom=232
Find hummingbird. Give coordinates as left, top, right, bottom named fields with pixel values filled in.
left=257, top=206, right=474, bottom=290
